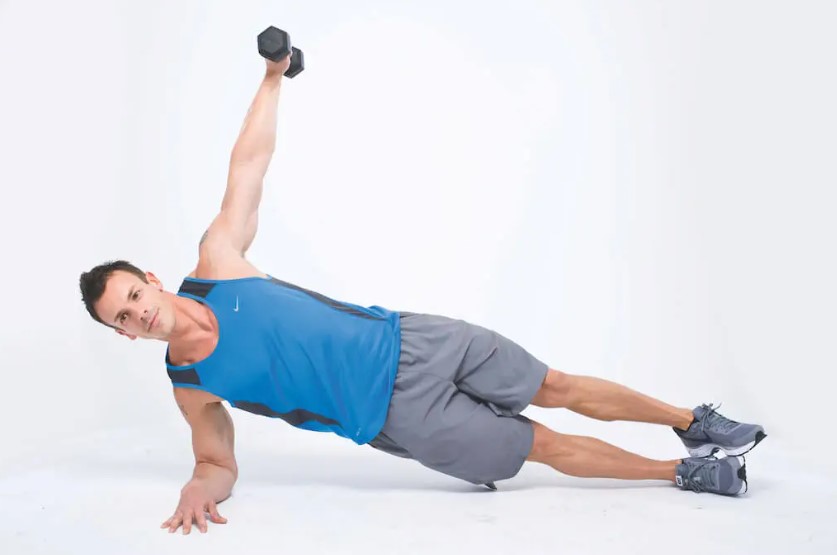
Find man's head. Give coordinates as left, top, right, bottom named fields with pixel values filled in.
left=79, top=260, right=176, bottom=340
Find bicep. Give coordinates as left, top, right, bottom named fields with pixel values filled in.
left=201, top=163, right=264, bottom=255
left=200, top=209, right=258, bottom=257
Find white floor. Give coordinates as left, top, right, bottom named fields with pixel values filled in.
left=1, top=425, right=834, bottom=555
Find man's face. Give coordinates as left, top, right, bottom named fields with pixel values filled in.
left=94, top=270, right=174, bottom=340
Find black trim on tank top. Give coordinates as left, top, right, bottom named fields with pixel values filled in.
left=232, top=400, right=340, bottom=427
left=268, top=277, right=381, bottom=320
left=178, top=280, right=216, bottom=299
left=167, top=368, right=201, bottom=386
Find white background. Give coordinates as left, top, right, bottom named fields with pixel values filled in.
left=1, top=1, right=834, bottom=553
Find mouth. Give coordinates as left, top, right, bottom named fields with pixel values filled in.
left=148, top=310, right=158, bottom=332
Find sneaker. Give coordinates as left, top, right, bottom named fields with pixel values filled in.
left=675, top=455, right=748, bottom=496
left=673, top=403, right=767, bottom=457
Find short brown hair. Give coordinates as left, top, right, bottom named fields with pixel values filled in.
left=79, top=260, right=148, bottom=327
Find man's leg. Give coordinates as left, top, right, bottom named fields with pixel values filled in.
left=524, top=419, right=749, bottom=495
left=525, top=419, right=680, bottom=481
left=531, top=369, right=694, bottom=430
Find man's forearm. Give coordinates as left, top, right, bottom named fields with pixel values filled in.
left=229, top=74, right=283, bottom=170
left=186, top=461, right=237, bottom=502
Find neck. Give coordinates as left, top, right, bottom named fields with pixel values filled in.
left=167, top=294, right=218, bottom=352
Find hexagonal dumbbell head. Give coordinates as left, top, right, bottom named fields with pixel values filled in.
left=257, top=26, right=305, bottom=78
left=286, top=47, right=304, bottom=78
left=257, top=26, right=291, bottom=62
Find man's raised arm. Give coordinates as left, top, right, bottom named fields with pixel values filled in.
left=205, top=54, right=292, bottom=255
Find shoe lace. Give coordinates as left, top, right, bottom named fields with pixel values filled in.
left=700, top=402, right=740, bottom=434
left=683, top=457, right=719, bottom=493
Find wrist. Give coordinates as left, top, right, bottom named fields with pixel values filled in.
left=182, top=478, right=205, bottom=492
left=180, top=476, right=209, bottom=493
left=263, top=72, right=284, bottom=86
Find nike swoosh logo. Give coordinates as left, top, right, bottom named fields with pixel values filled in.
left=234, top=296, right=239, bottom=312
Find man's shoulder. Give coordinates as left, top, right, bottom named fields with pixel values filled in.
left=189, top=244, right=268, bottom=281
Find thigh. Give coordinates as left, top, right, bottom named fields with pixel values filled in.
left=399, top=311, right=549, bottom=416
left=371, top=366, right=534, bottom=486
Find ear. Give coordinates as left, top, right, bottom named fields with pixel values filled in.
left=115, top=328, right=138, bottom=341
left=145, top=271, right=163, bottom=291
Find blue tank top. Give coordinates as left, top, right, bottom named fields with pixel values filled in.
left=164, top=275, right=402, bottom=445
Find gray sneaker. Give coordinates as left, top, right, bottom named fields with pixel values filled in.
left=673, top=403, right=767, bottom=457
left=675, top=455, right=748, bottom=496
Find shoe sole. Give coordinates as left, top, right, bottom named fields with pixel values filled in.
left=687, top=431, right=767, bottom=458
left=734, top=457, right=748, bottom=495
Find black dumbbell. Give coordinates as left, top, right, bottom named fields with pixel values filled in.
left=257, top=26, right=305, bottom=78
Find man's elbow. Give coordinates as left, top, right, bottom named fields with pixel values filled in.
left=226, top=461, right=239, bottom=483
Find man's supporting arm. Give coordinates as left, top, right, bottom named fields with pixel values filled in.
left=177, top=391, right=239, bottom=500
left=162, top=390, right=238, bottom=534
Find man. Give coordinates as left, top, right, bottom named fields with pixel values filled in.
left=80, top=50, right=766, bottom=536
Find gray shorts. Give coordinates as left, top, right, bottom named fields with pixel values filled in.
left=368, top=311, right=549, bottom=487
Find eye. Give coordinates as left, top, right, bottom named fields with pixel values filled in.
left=119, top=313, right=128, bottom=323
left=133, top=290, right=141, bottom=300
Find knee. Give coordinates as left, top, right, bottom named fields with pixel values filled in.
left=532, top=368, right=573, bottom=407
left=527, top=421, right=551, bottom=462
left=527, top=420, right=572, bottom=462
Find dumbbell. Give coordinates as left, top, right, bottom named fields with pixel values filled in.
left=257, top=26, right=305, bottom=78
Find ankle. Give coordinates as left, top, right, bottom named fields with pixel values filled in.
left=668, top=459, right=683, bottom=482
left=674, top=410, right=695, bottom=431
